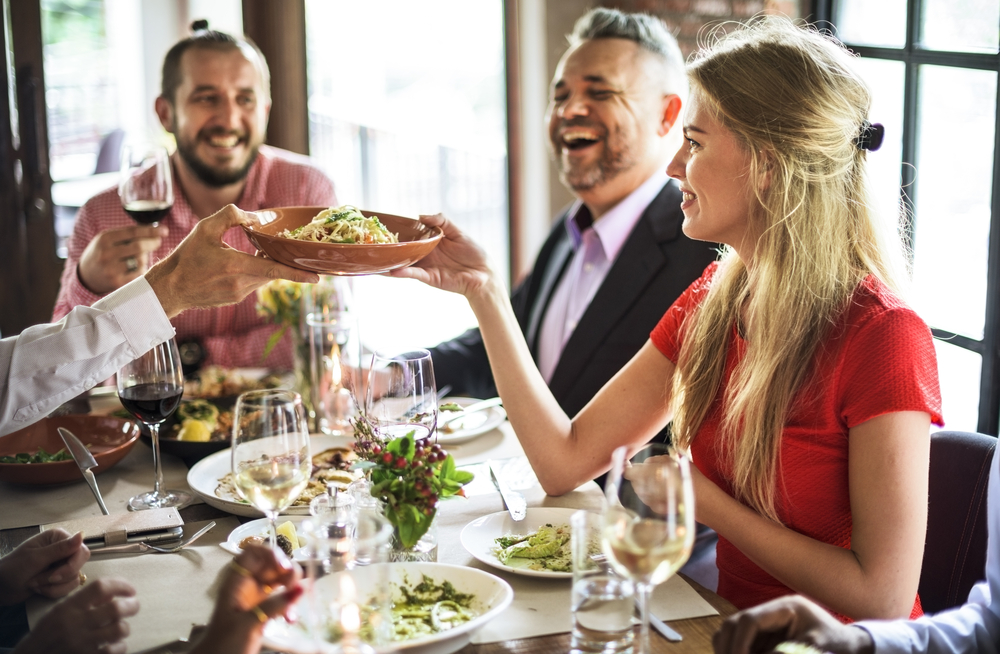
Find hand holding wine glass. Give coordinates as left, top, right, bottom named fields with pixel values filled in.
left=119, top=143, right=173, bottom=226
left=232, top=390, right=312, bottom=549
left=365, top=349, right=437, bottom=442
left=603, top=443, right=695, bottom=654
left=117, top=338, right=192, bottom=510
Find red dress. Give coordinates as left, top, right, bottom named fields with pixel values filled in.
left=651, top=263, right=943, bottom=620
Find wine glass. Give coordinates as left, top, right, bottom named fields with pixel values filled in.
left=119, top=143, right=173, bottom=226
left=364, top=349, right=437, bottom=442
left=231, top=389, right=312, bottom=548
left=603, top=443, right=695, bottom=654
left=117, top=338, right=192, bottom=511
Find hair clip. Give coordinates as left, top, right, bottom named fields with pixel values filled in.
left=856, top=121, right=885, bottom=152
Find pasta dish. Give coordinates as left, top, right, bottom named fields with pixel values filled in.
left=279, top=205, right=399, bottom=244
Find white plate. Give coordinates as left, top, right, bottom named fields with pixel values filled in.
left=436, top=397, right=506, bottom=445
left=186, top=434, right=353, bottom=518
left=460, top=507, right=584, bottom=579
left=220, top=516, right=310, bottom=556
left=262, top=562, right=514, bottom=654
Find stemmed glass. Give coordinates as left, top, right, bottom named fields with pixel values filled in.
left=119, top=143, right=173, bottom=226
left=117, top=338, right=192, bottom=511
left=603, top=443, right=695, bottom=654
left=364, top=349, right=437, bottom=441
left=231, top=389, right=312, bottom=548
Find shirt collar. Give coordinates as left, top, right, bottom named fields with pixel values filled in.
left=564, top=170, right=670, bottom=260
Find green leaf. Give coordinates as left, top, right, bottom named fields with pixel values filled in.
left=439, top=454, right=456, bottom=480
left=261, top=324, right=288, bottom=361
left=452, top=470, right=475, bottom=484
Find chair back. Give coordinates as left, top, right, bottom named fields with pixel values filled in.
left=919, top=430, right=996, bottom=613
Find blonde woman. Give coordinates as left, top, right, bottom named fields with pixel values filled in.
left=397, top=16, right=941, bottom=621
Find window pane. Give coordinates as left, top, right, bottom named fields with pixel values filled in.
left=911, top=66, right=995, bottom=339
left=851, top=58, right=905, bottom=227
left=834, top=0, right=907, bottom=48
left=934, top=339, right=982, bottom=432
left=305, top=0, right=507, bottom=353
left=922, top=0, right=999, bottom=53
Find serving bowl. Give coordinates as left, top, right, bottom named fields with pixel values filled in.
left=0, top=416, right=141, bottom=485
left=242, top=207, right=443, bottom=275
left=262, top=562, right=514, bottom=654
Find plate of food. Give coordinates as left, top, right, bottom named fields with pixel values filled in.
left=243, top=205, right=444, bottom=276
left=138, top=366, right=286, bottom=461
left=262, top=562, right=514, bottom=654
left=221, top=516, right=308, bottom=559
left=436, top=397, right=506, bottom=445
left=186, top=435, right=361, bottom=517
left=460, top=507, right=585, bottom=578
left=0, top=416, right=141, bottom=485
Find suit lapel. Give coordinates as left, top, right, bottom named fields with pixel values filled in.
left=548, top=184, right=684, bottom=394
left=526, top=232, right=574, bottom=355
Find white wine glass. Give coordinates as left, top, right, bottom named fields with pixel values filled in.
left=117, top=338, right=192, bottom=510
left=232, top=389, right=311, bottom=549
left=119, top=143, right=173, bottom=226
left=603, top=443, right=695, bottom=654
left=364, top=349, right=437, bottom=442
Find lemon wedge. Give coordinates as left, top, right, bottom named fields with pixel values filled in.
left=276, top=520, right=299, bottom=550
left=177, top=419, right=212, bottom=442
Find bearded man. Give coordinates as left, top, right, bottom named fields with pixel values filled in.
left=53, top=24, right=336, bottom=369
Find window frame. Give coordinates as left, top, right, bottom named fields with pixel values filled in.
left=815, top=0, right=1000, bottom=435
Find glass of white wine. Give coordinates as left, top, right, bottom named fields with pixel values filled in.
left=603, top=443, right=695, bottom=654
left=232, top=389, right=312, bottom=549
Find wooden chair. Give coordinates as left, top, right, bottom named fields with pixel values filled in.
left=918, top=430, right=996, bottom=613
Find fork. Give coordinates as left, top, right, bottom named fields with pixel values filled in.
left=95, top=521, right=217, bottom=554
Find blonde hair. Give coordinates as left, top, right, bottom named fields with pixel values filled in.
left=670, top=16, right=909, bottom=522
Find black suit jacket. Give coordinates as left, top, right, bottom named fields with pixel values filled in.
left=430, top=181, right=718, bottom=419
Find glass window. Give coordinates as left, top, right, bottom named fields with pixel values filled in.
left=851, top=58, right=905, bottom=227
left=934, top=339, right=982, bottom=432
left=833, top=0, right=907, bottom=48
left=305, top=0, right=507, bottom=354
left=910, top=65, right=995, bottom=340
left=921, top=0, right=999, bottom=53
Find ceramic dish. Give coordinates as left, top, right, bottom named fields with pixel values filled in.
left=262, top=562, right=514, bottom=654
left=243, top=207, right=443, bottom=276
left=460, top=507, right=584, bottom=579
left=186, top=435, right=353, bottom=517
left=220, top=515, right=309, bottom=558
left=436, top=397, right=506, bottom=445
left=0, top=416, right=141, bottom=485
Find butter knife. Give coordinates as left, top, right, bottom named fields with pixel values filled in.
left=488, top=460, right=526, bottom=521
left=649, top=612, right=683, bottom=642
left=58, top=427, right=110, bottom=515
left=440, top=397, right=503, bottom=427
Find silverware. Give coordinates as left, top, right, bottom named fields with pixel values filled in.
left=435, top=384, right=453, bottom=402
left=441, top=397, right=503, bottom=427
left=58, top=427, right=110, bottom=515
left=649, top=611, right=683, bottom=642
left=489, top=460, right=526, bottom=521
left=95, top=521, right=216, bottom=554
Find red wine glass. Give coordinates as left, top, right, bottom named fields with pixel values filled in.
left=117, top=338, right=192, bottom=511
left=119, top=143, right=173, bottom=226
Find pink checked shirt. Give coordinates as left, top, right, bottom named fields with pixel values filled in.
left=52, top=145, right=337, bottom=370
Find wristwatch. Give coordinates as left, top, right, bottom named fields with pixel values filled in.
left=178, top=338, right=206, bottom=375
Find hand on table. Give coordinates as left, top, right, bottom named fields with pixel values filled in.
left=78, top=224, right=168, bottom=295
left=713, top=595, right=874, bottom=654
left=390, top=213, right=496, bottom=298
left=0, top=529, right=90, bottom=606
left=12, top=578, right=138, bottom=654
left=189, top=544, right=303, bottom=654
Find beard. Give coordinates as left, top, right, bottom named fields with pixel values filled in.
left=552, top=120, right=638, bottom=192
left=174, top=126, right=260, bottom=188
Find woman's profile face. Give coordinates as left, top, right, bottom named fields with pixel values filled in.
left=666, top=90, right=757, bottom=259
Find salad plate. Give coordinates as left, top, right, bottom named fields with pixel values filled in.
left=436, top=397, right=506, bottom=445
left=460, top=507, right=584, bottom=579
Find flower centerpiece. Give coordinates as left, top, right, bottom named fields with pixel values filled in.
left=352, top=418, right=473, bottom=556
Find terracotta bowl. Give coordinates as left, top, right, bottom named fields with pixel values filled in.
left=242, top=207, right=444, bottom=275
left=0, top=416, right=141, bottom=485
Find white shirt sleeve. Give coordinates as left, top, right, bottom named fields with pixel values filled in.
left=0, top=277, right=175, bottom=436
left=857, top=447, right=1000, bottom=654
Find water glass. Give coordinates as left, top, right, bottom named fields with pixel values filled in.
left=571, top=510, right=636, bottom=654
left=365, top=349, right=437, bottom=440
left=307, top=311, right=362, bottom=434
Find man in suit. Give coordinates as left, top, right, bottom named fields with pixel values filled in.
left=430, top=7, right=717, bottom=421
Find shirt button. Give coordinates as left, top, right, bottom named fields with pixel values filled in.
left=583, top=263, right=593, bottom=273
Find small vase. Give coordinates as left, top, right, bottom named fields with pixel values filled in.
left=389, top=520, right=438, bottom=563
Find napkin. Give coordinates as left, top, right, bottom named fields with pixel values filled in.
left=27, top=518, right=238, bottom=653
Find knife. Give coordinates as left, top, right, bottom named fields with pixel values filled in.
left=440, top=397, right=503, bottom=427
left=58, top=427, right=110, bottom=515
left=488, top=460, right=526, bottom=521
left=649, top=612, right=683, bottom=642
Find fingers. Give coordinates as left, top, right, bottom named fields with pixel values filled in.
left=197, top=204, right=249, bottom=240
left=235, top=545, right=301, bottom=589
left=79, top=226, right=168, bottom=295
left=256, top=585, right=305, bottom=622
left=73, top=577, right=138, bottom=606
